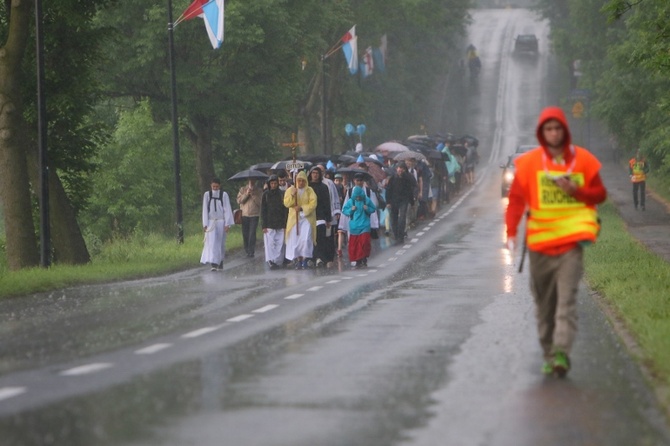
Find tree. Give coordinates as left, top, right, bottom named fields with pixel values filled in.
left=0, top=0, right=39, bottom=270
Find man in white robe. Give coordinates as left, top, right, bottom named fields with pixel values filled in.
left=201, top=178, right=234, bottom=271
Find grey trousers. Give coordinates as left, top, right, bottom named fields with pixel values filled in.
left=529, top=247, right=584, bottom=359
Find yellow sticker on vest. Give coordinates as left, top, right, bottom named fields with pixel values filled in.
left=537, top=171, right=585, bottom=209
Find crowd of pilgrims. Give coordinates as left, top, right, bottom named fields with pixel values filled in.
left=200, top=135, right=479, bottom=271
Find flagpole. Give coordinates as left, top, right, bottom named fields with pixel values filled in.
left=168, top=0, right=184, bottom=244
left=321, top=54, right=328, bottom=155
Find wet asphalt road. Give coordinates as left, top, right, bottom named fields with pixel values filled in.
left=1, top=8, right=670, bottom=446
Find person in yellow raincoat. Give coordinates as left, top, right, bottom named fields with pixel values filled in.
left=284, top=170, right=317, bottom=269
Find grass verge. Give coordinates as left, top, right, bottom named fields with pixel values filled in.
left=0, top=228, right=243, bottom=299
left=584, top=201, right=670, bottom=409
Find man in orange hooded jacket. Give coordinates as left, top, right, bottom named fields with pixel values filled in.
left=505, top=106, right=607, bottom=377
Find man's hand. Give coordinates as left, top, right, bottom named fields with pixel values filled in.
left=506, top=236, right=517, bottom=252
left=554, top=176, right=577, bottom=195
left=224, top=226, right=230, bottom=233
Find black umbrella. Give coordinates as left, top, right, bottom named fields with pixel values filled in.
left=228, top=169, right=269, bottom=181
left=336, top=167, right=374, bottom=182
left=248, top=162, right=274, bottom=172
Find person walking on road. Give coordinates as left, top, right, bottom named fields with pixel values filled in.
left=261, top=175, right=288, bottom=269
left=505, top=106, right=607, bottom=377
left=237, top=179, right=263, bottom=258
left=629, top=149, right=650, bottom=211
left=386, top=163, right=417, bottom=245
left=342, top=186, right=376, bottom=268
left=284, top=171, right=317, bottom=269
left=201, top=178, right=234, bottom=271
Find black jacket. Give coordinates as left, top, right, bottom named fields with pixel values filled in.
left=261, top=188, right=288, bottom=229
left=309, top=180, right=332, bottom=222
left=386, top=171, right=417, bottom=205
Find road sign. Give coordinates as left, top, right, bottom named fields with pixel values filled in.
left=572, top=101, right=584, bottom=118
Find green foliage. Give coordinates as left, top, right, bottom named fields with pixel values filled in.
left=81, top=100, right=199, bottom=239
left=536, top=0, right=670, bottom=181
left=0, top=226, right=244, bottom=299
left=585, top=201, right=670, bottom=390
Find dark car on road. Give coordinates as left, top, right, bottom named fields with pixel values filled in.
left=514, top=34, right=538, bottom=54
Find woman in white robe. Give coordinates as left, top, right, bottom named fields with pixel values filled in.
left=201, top=179, right=235, bottom=270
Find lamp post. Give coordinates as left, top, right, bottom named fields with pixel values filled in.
left=167, top=0, right=184, bottom=244
left=35, top=0, right=50, bottom=267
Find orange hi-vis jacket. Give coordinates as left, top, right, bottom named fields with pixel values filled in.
left=512, top=145, right=602, bottom=253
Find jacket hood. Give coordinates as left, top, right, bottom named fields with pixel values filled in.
left=296, top=171, right=308, bottom=187
left=536, top=106, right=572, bottom=151
left=352, top=186, right=366, bottom=200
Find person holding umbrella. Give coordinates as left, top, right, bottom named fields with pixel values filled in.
left=201, top=178, right=234, bottom=271
left=284, top=171, right=317, bottom=269
left=236, top=179, right=263, bottom=258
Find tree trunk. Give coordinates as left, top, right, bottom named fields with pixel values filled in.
left=0, top=1, right=39, bottom=270
left=184, top=114, right=215, bottom=193
left=26, top=149, right=91, bottom=264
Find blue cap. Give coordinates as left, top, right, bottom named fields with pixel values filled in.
left=357, top=154, right=365, bottom=163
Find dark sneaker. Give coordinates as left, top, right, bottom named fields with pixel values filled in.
left=552, top=351, right=571, bottom=377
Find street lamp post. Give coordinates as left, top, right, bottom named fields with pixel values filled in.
left=168, top=0, right=184, bottom=244
left=35, top=0, right=50, bottom=267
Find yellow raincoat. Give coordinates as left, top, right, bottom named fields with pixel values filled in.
left=283, top=171, right=317, bottom=243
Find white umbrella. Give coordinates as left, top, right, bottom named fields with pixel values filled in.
left=394, top=151, right=427, bottom=162
left=375, top=141, right=410, bottom=153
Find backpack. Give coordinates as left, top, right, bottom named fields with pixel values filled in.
left=207, top=190, right=224, bottom=213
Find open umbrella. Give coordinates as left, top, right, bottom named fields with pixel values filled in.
left=394, top=151, right=428, bottom=162
left=248, top=162, right=274, bottom=172
left=228, top=169, right=269, bottom=182
left=346, top=161, right=386, bottom=183
left=375, top=141, right=409, bottom=153
left=336, top=167, right=373, bottom=182
left=269, top=160, right=313, bottom=172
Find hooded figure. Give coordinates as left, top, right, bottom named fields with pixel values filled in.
left=283, top=170, right=317, bottom=268
left=505, top=106, right=607, bottom=378
left=342, top=185, right=376, bottom=267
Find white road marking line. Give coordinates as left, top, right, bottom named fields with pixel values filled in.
left=377, top=264, right=387, bottom=268
left=395, top=250, right=406, bottom=255
left=368, top=269, right=378, bottom=272
left=341, top=276, right=353, bottom=280
left=253, top=305, right=279, bottom=313
left=326, top=280, right=341, bottom=284
left=227, top=314, right=254, bottom=322
left=428, top=222, right=436, bottom=226
left=388, top=257, right=398, bottom=262
left=60, top=363, right=113, bottom=376
left=181, top=326, right=221, bottom=338
left=307, top=286, right=323, bottom=291
left=285, top=293, right=304, bottom=300
left=411, top=238, right=419, bottom=243
left=357, top=273, right=369, bottom=277
left=135, top=343, right=172, bottom=355
left=417, top=232, right=425, bottom=236
left=403, top=244, right=412, bottom=249
left=0, top=387, right=26, bottom=402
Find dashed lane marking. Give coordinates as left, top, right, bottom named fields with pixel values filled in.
left=411, top=238, right=419, bottom=243
left=0, top=387, right=26, bottom=402
left=135, top=343, right=172, bottom=355
left=60, top=363, right=113, bottom=376
left=402, top=244, right=412, bottom=249
left=181, top=326, right=222, bottom=338
left=227, top=314, right=254, bottom=322
left=325, top=280, right=341, bottom=284
left=284, top=294, right=304, bottom=300
left=417, top=232, right=425, bottom=236
left=388, top=257, right=398, bottom=262
left=307, top=286, right=323, bottom=291
left=252, top=305, right=279, bottom=313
